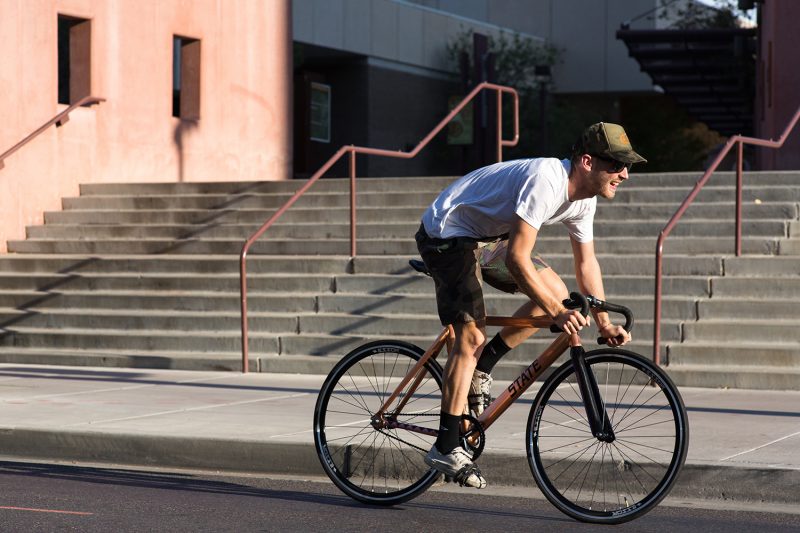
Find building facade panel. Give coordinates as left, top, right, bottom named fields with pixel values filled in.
left=756, top=0, right=800, bottom=169
left=0, top=0, right=292, bottom=252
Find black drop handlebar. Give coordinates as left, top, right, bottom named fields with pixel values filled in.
left=549, top=292, right=635, bottom=345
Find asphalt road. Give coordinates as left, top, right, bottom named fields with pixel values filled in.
left=0, top=460, right=797, bottom=532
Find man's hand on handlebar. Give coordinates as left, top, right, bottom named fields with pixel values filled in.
left=555, top=308, right=589, bottom=336
left=598, top=323, right=631, bottom=347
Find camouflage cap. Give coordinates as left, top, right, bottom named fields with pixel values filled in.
left=576, top=122, right=647, bottom=165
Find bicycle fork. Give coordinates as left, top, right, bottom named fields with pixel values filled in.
left=570, top=342, right=615, bottom=443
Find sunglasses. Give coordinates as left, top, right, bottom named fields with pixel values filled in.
left=592, top=155, right=631, bottom=173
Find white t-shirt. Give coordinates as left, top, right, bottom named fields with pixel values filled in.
left=421, top=158, right=596, bottom=243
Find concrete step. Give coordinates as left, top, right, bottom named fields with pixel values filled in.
left=711, top=277, right=800, bottom=298
left=664, top=364, right=800, bottom=390
left=43, top=202, right=800, bottom=226
left=26, top=219, right=789, bottom=240
left=0, top=326, right=278, bottom=354
left=78, top=176, right=457, bottom=195
left=0, top=323, right=665, bottom=362
left=0, top=273, right=337, bottom=294
left=777, top=239, right=800, bottom=255
left=668, top=342, right=800, bottom=367
left=5, top=236, right=780, bottom=255
left=683, top=320, right=800, bottom=343
left=0, top=253, right=722, bottom=277
left=336, top=273, right=709, bottom=297
left=0, top=271, right=708, bottom=300
left=697, top=298, right=796, bottom=320
left=61, top=192, right=442, bottom=210
left=0, top=306, right=680, bottom=342
left=58, top=185, right=800, bottom=211
left=0, top=309, right=299, bottom=333
left=0, top=346, right=251, bottom=372
left=0, top=290, right=318, bottom=313
left=45, top=207, right=425, bottom=225
left=276, top=332, right=657, bottom=359
left=0, top=254, right=351, bottom=275
left=75, top=172, right=800, bottom=197
left=352, top=254, right=725, bottom=276
left=316, top=293, right=697, bottom=321
left=723, top=255, right=800, bottom=277
left=291, top=313, right=681, bottom=342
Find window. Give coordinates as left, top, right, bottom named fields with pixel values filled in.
left=172, top=36, right=201, bottom=120
left=58, top=15, right=91, bottom=105
left=310, top=83, right=331, bottom=143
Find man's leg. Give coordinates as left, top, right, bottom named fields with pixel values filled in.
left=425, top=318, right=488, bottom=488
left=441, top=320, right=486, bottom=417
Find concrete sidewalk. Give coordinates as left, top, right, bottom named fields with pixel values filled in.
left=0, top=363, right=797, bottom=505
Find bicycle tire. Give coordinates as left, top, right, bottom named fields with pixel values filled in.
left=526, top=348, right=688, bottom=524
left=314, top=340, right=444, bottom=506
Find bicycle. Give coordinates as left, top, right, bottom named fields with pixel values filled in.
left=313, top=274, right=689, bottom=524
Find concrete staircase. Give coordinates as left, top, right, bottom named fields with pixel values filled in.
left=1, top=171, right=799, bottom=389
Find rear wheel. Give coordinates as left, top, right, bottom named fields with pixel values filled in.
left=314, top=340, right=443, bottom=505
left=526, top=349, right=688, bottom=524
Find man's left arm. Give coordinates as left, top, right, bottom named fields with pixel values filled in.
left=570, top=237, right=631, bottom=346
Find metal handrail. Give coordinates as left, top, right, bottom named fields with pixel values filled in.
left=239, top=81, right=519, bottom=372
left=653, top=105, right=800, bottom=366
left=0, top=96, right=105, bottom=170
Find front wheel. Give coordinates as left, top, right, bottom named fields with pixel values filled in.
left=313, top=340, right=443, bottom=506
left=526, top=348, right=689, bottom=524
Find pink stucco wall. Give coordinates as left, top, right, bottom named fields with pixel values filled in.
left=755, top=0, right=800, bottom=170
left=0, top=0, right=292, bottom=252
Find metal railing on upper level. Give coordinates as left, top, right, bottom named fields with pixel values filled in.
left=239, top=81, right=519, bottom=372
left=0, top=96, right=105, bottom=170
left=653, top=105, right=800, bottom=366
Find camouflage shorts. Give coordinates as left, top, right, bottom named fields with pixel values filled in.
left=416, top=226, right=550, bottom=326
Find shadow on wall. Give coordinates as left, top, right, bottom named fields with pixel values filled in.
left=174, top=120, right=199, bottom=183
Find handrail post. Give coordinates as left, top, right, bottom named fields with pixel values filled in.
left=240, top=249, right=250, bottom=373
left=653, top=237, right=664, bottom=366
left=349, top=148, right=357, bottom=257
left=496, top=89, right=503, bottom=162
left=735, top=140, right=744, bottom=256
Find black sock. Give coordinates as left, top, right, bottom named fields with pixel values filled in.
left=476, top=333, right=512, bottom=374
left=435, top=412, right=461, bottom=454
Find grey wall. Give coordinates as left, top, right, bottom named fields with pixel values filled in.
left=293, top=0, right=660, bottom=94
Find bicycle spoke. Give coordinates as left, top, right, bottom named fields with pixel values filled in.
left=572, top=441, right=603, bottom=504
left=558, top=385, right=590, bottom=424
left=615, top=437, right=675, bottom=456
left=616, top=402, right=672, bottom=433
left=546, top=401, right=591, bottom=428
left=537, top=435, right=598, bottom=455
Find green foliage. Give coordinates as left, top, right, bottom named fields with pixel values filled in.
left=621, top=96, right=724, bottom=172
left=446, top=28, right=560, bottom=158
left=446, top=28, right=559, bottom=91
left=658, top=0, right=750, bottom=29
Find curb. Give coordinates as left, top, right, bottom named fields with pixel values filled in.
left=0, top=428, right=797, bottom=506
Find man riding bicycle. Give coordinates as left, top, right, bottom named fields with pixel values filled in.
left=416, top=122, right=646, bottom=488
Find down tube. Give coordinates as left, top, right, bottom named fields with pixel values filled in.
left=478, top=334, right=570, bottom=431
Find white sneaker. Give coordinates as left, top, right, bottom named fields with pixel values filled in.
left=468, top=370, right=493, bottom=416
left=425, top=446, right=487, bottom=489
